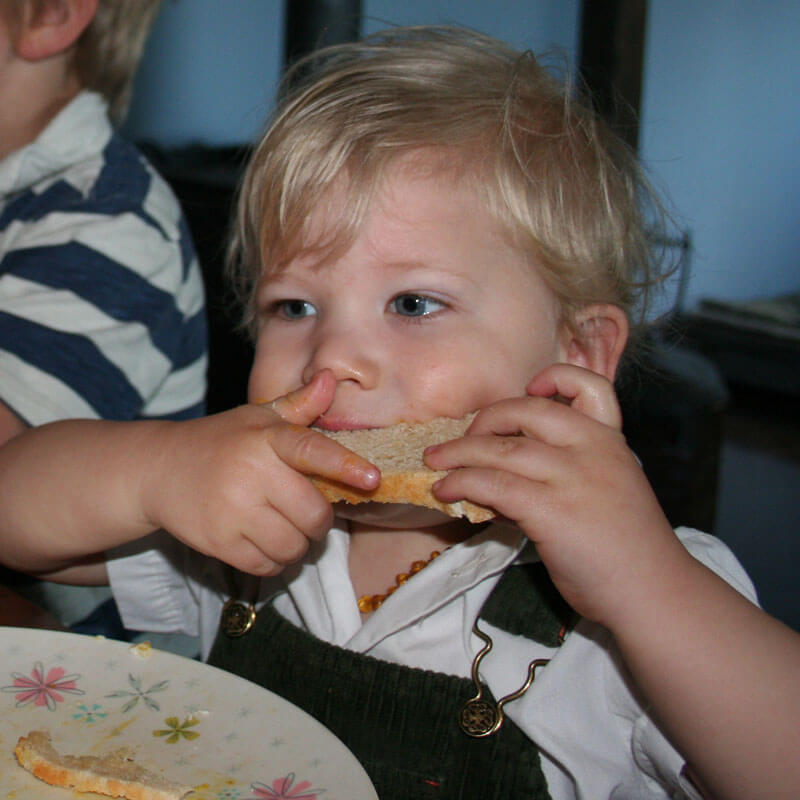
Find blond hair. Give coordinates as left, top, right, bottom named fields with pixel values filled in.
left=5, top=0, right=161, bottom=123
left=229, top=26, right=672, bottom=337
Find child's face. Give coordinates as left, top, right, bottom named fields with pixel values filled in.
left=248, top=157, right=569, bottom=428
left=0, top=12, right=13, bottom=66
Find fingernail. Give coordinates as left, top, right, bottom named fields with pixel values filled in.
left=363, top=467, right=380, bottom=487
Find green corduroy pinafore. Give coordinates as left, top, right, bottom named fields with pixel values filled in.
left=208, top=562, right=574, bottom=800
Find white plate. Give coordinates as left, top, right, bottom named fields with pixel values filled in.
left=0, top=627, right=377, bottom=799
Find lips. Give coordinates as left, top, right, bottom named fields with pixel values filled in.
left=313, top=411, right=413, bottom=431
left=313, top=416, right=380, bottom=432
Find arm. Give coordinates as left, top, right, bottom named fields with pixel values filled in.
left=426, top=364, right=800, bottom=800
left=0, top=401, right=28, bottom=444
left=607, top=532, right=800, bottom=800
left=0, top=407, right=105, bottom=586
left=0, top=371, right=379, bottom=582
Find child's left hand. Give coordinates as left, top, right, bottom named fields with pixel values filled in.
left=425, top=363, right=688, bottom=627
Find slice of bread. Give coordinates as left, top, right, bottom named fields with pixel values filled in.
left=311, top=413, right=495, bottom=524
left=15, top=730, right=193, bottom=800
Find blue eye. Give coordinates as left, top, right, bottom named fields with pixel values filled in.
left=391, top=294, right=445, bottom=317
left=278, top=299, right=316, bottom=319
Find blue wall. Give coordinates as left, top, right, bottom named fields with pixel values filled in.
left=640, top=0, right=800, bottom=310
left=362, top=0, right=579, bottom=58
left=125, top=0, right=799, bottom=310
left=125, top=0, right=286, bottom=148
left=125, top=0, right=578, bottom=146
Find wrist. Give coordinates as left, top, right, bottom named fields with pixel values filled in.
left=134, top=419, right=179, bottom=532
left=594, top=528, right=698, bottom=637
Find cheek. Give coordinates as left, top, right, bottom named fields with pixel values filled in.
left=246, top=340, right=298, bottom=404
left=246, top=360, right=273, bottom=404
left=413, top=333, right=560, bottom=414
left=407, top=354, right=518, bottom=417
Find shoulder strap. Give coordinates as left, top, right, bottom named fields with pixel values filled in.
left=479, top=562, right=576, bottom=646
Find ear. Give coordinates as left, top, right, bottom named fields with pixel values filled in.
left=561, top=304, right=629, bottom=382
left=14, top=0, right=98, bottom=62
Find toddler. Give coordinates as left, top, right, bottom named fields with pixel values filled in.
left=0, top=0, right=206, bottom=635
left=2, top=27, right=798, bottom=800
left=0, top=0, right=206, bottom=440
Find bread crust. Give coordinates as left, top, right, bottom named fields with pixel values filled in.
left=15, top=730, right=193, bottom=800
left=311, top=414, right=495, bottom=524
left=312, top=472, right=495, bottom=523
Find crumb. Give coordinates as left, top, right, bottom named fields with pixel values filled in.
left=130, top=641, right=153, bottom=659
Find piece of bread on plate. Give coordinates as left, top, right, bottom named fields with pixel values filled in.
left=311, top=412, right=495, bottom=524
left=15, top=730, right=193, bottom=800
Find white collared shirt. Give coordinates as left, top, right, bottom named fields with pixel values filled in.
left=109, top=523, right=755, bottom=799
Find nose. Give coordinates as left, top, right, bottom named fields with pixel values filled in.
left=301, top=319, right=379, bottom=389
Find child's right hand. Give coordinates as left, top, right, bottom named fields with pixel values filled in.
left=141, top=371, right=379, bottom=576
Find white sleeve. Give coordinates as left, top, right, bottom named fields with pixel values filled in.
left=107, top=530, right=206, bottom=637
left=674, top=526, right=759, bottom=603
left=507, top=528, right=758, bottom=798
left=633, top=714, right=705, bottom=800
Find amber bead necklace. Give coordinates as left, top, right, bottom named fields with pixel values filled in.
left=357, top=549, right=446, bottom=613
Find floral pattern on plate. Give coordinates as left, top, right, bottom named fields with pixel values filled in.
left=0, top=627, right=376, bottom=800
left=2, top=660, right=84, bottom=710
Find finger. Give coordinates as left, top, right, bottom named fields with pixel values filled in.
left=263, top=369, right=337, bottom=426
left=526, top=364, right=622, bottom=428
left=451, top=395, right=597, bottom=450
left=254, top=469, right=336, bottom=542
left=222, top=536, right=284, bottom=577
left=424, top=429, right=568, bottom=479
left=217, top=524, right=315, bottom=576
left=268, top=423, right=380, bottom=491
left=213, top=475, right=333, bottom=571
left=178, top=523, right=285, bottom=577
left=432, top=466, right=550, bottom=529
left=242, top=522, right=313, bottom=570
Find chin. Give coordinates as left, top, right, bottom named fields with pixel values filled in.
left=333, top=501, right=457, bottom=529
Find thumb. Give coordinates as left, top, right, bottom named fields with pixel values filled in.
left=263, top=370, right=337, bottom=426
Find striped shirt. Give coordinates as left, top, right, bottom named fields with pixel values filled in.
left=0, top=91, right=207, bottom=426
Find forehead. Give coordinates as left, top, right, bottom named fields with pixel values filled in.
left=267, top=149, right=494, bottom=272
left=262, top=159, right=555, bottom=316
